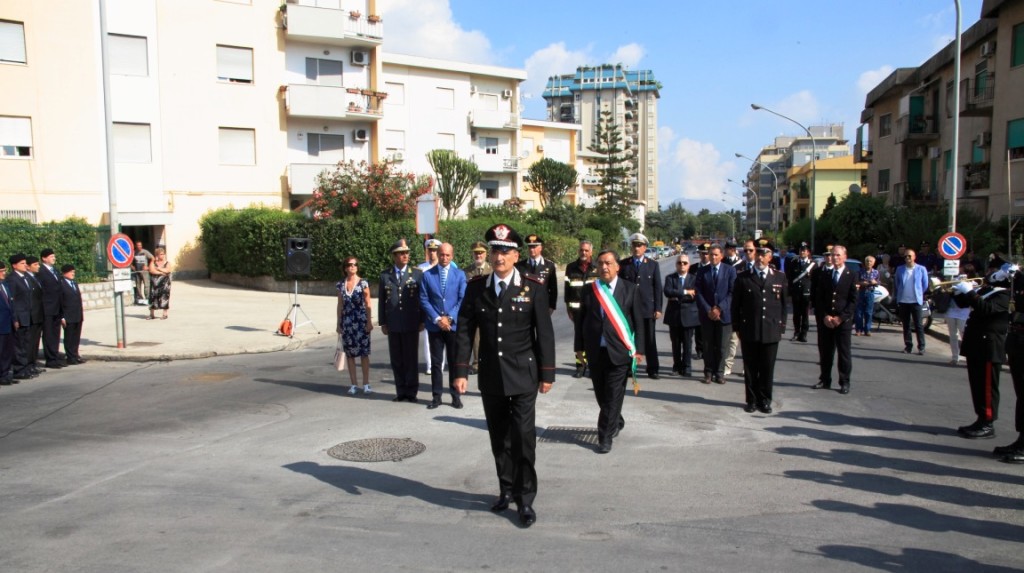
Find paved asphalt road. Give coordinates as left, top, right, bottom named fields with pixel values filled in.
left=1, top=257, right=1022, bottom=572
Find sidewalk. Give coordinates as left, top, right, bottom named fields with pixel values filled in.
left=81, top=280, right=340, bottom=361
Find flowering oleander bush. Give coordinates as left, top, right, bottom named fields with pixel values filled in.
left=310, top=160, right=433, bottom=220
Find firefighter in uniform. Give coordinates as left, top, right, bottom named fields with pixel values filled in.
left=786, top=242, right=815, bottom=342
left=516, top=234, right=557, bottom=314
left=731, top=240, right=788, bottom=413
left=951, top=261, right=1012, bottom=440
left=998, top=265, right=1024, bottom=463
left=564, top=239, right=599, bottom=377
left=454, top=224, right=555, bottom=528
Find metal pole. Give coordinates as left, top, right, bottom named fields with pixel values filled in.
left=751, top=104, right=817, bottom=253
left=1010, top=149, right=1014, bottom=260
left=729, top=178, right=752, bottom=234
left=950, top=0, right=962, bottom=234
left=98, top=0, right=125, bottom=349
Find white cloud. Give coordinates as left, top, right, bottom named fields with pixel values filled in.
left=856, top=65, right=894, bottom=96
left=608, top=43, right=645, bottom=67
left=378, top=0, right=495, bottom=64
left=521, top=41, right=647, bottom=117
left=661, top=138, right=735, bottom=203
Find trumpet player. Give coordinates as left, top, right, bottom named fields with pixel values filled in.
left=951, top=262, right=1012, bottom=440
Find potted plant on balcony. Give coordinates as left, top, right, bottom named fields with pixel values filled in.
left=368, top=14, right=382, bottom=23
left=349, top=10, right=361, bottom=19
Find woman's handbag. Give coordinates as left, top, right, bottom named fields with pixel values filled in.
left=333, top=334, right=346, bottom=371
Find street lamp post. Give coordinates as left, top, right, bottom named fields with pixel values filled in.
left=735, top=152, right=779, bottom=233
left=728, top=178, right=753, bottom=235
left=752, top=104, right=817, bottom=253
left=722, top=191, right=737, bottom=240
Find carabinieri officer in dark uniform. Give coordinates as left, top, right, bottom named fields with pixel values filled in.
left=454, top=224, right=555, bottom=528
left=731, top=240, right=788, bottom=414
left=516, top=233, right=558, bottom=313
left=786, top=242, right=814, bottom=342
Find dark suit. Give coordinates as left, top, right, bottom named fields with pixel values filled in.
left=695, top=263, right=736, bottom=379
left=454, top=271, right=555, bottom=507
left=618, top=256, right=663, bottom=376
left=575, top=279, right=646, bottom=445
left=0, top=282, right=13, bottom=382
left=6, top=271, right=40, bottom=377
left=813, top=265, right=858, bottom=389
left=516, top=257, right=558, bottom=311
left=786, top=257, right=815, bottom=340
left=58, top=277, right=84, bottom=362
left=420, top=263, right=467, bottom=402
left=732, top=267, right=788, bottom=409
left=954, top=285, right=1010, bottom=423
left=37, top=264, right=63, bottom=363
left=378, top=265, right=424, bottom=400
left=663, top=271, right=699, bottom=374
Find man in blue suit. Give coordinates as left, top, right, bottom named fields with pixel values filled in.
left=695, top=245, right=736, bottom=385
left=420, top=242, right=467, bottom=409
left=663, top=253, right=699, bottom=376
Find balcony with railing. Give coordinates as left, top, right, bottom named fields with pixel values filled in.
left=469, top=109, right=519, bottom=130
left=960, top=75, right=995, bottom=117
left=893, top=180, right=939, bottom=205
left=472, top=154, right=519, bottom=173
left=283, top=2, right=383, bottom=48
left=284, top=85, right=385, bottom=120
left=964, top=162, right=990, bottom=192
left=895, top=114, right=939, bottom=144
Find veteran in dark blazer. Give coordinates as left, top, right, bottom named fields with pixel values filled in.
left=0, top=263, right=14, bottom=385
left=695, top=245, right=736, bottom=384
left=618, top=232, right=663, bottom=379
left=454, top=224, right=555, bottom=529
left=663, top=254, right=699, bottom=376
left=731, top=241, right=788, bottom=413
left=58, top=264, right=86, bottom=365
left=812, top=245, right=858, bottom=394
left=378, top=239, right=424, bottom=403
left=516, top=233, right=558, bottom=312
left=5, top=254, right=40, bottom=380
left=577, top=250, right=646, bottom=454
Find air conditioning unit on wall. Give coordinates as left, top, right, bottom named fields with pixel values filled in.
left=351, top=51, right=369, bottom=66
left=501, top=89, right=513, bottom=98
left=981, top=41, right=996, bottom=58
left=353, top=128, right=369, bottom=142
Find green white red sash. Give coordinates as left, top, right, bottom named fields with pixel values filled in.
left=593, top=281, right=637, bottom=376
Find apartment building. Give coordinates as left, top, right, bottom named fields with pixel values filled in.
left=783, top=155, right=868, bottom=232
left=542, top=64, right=660, bottom=218
left=856, top=0, right=1024, bottom=220
left=379, top=53, right=525, bottom=216
left=518, top=118, right=581, bottom=210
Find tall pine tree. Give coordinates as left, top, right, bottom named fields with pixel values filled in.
left=587, top=109, right=635, bottom=219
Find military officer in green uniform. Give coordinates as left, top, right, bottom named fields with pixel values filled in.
left=454, top=224, right=555, bottom=528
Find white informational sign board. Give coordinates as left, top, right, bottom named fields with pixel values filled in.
left=112, top=267, right=134, bottom=293
left=943, top=258, right=960, bottom=277
left=416, top=194, right=438, bottom=236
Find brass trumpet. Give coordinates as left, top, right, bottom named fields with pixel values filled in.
left=929, top=276, right=984, bottom=292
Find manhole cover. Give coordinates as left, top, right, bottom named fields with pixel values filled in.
left=327, top=438, right=426, bottom=462
left=538, top=426, right=599, bottom=446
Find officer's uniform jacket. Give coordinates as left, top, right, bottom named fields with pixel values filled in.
left=563, top=258, right=599, bottom=318
left=516, top=257, right=558, bottom=310
left=786, top=257, right=815, bottom=297
left=731, top=267, right=788, bottom=343
left=465, top=261, right=491, bottom=279
left=377, top=266, right=423, bottom=333
left=618, top=255, right=663, bottom=318
left=954, top=284, right=1010, bottom=363
left=454, top=270, right=555, bottom=396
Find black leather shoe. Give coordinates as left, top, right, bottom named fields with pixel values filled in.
left=452, top=397, right=464, bottom=409
left=903, top=347, right=912, bottom=354
left=69, top=358, right=87, bottom=365
left=518, top=505, right=536, bottom=527
left=743, top=403, right=756, bottom=413
left=714, top=376, right=725, bottom=384
left=597, top=441, right=612, bottom=454
left=426, top=400, right=441, bottom=410
left=648, top=372, right=660, bottom=380
left=611, top=422, right=623, bottom=439
left=392, top=396, right=405, bottom=402
left=702, top=375, right=712, bottom=384
left=839, top=385, right=850, bottom=395
left=490, top=491, right=512, bottom=512
left=960, top=424, right=995, bottom=439
left=14, top=372, right=32, bottom=380
left=1000, top=450, right=1024, bottom=464
left=407, top=397, right=418, bottom=404
left=573, top=365, right=584, bottom=378
left=682, top=369, right=692, bottom=377
left=758, top=402, right=773, bottom=414
left=797, top=336, right=808, bottom=343
left=0, top=378, right=11, bottom=386
left=45, top=361, right=65, bottom=369
left=993, top=439, right=1024, bottom=456
left=812, top=381, right=831, bottom=390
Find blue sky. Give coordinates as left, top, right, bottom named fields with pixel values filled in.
left=379, top=0, right=983, bottom=214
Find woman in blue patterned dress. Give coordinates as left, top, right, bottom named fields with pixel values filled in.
left=337, top=256, right=373, bottom=395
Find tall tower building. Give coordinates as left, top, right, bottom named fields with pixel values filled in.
left=542, top=64, right=660, bottom=216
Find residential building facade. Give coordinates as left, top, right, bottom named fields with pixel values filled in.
left=518, top=118, right=581, bottom=210
left=783, top=155, right=869, bottom=232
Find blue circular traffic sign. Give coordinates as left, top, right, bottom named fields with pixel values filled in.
left=938, top=232, right=967, bottom=260
left=107, top=233, right=135, bottom=268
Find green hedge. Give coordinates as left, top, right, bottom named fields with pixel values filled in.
left=0, top=217, right=101, bottom=283
left=199, top=207, right=619, bottom=281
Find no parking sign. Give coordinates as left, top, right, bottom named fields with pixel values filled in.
left=107, top=233, right=135, bottom=269
left=938, top=232, right=967, bottom=261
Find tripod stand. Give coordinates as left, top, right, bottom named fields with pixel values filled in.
left=277, top=280, right=320, bottom=338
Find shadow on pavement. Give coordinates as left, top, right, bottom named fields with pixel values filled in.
left=776, top=411, right=949, bottom=435
left=283, top=461, right=494, bottom=512
left=809, top=545, right=1022, bottom=572
left=764, top=425, right=985, bottom=457
left=810, top=500, right=1024, bottom=542
left=432, top=415, right=488, bottom=431
left=774, top=447, right=1023, bottom=487
left=633, top=388, right=737, bottom=408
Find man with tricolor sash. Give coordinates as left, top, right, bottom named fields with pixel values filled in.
left=575, top=250, right=646, bottom=454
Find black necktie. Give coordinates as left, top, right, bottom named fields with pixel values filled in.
left=712, top=266, right=718, bottom=284
left=760, top=270, right=766, bottom=282
left=833, top=269, right=839, bottom=285
left=498, top=281, right=507, bottom=301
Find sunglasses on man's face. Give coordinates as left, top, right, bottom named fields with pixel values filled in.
left=744, top=248, right=756, bottom=253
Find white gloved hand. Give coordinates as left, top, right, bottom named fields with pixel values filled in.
left=951, top=281, right=975, bottom=295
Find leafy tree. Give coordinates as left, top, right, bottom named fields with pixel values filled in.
left=310, top=160, right=431, bottom=220
left=587, top=109, right=635, bottom=219
left=819, top=193, right=839, bottom=219
left=525, top=158, right=578, bottom=208
left=427, top=149, right=481, bottom=219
